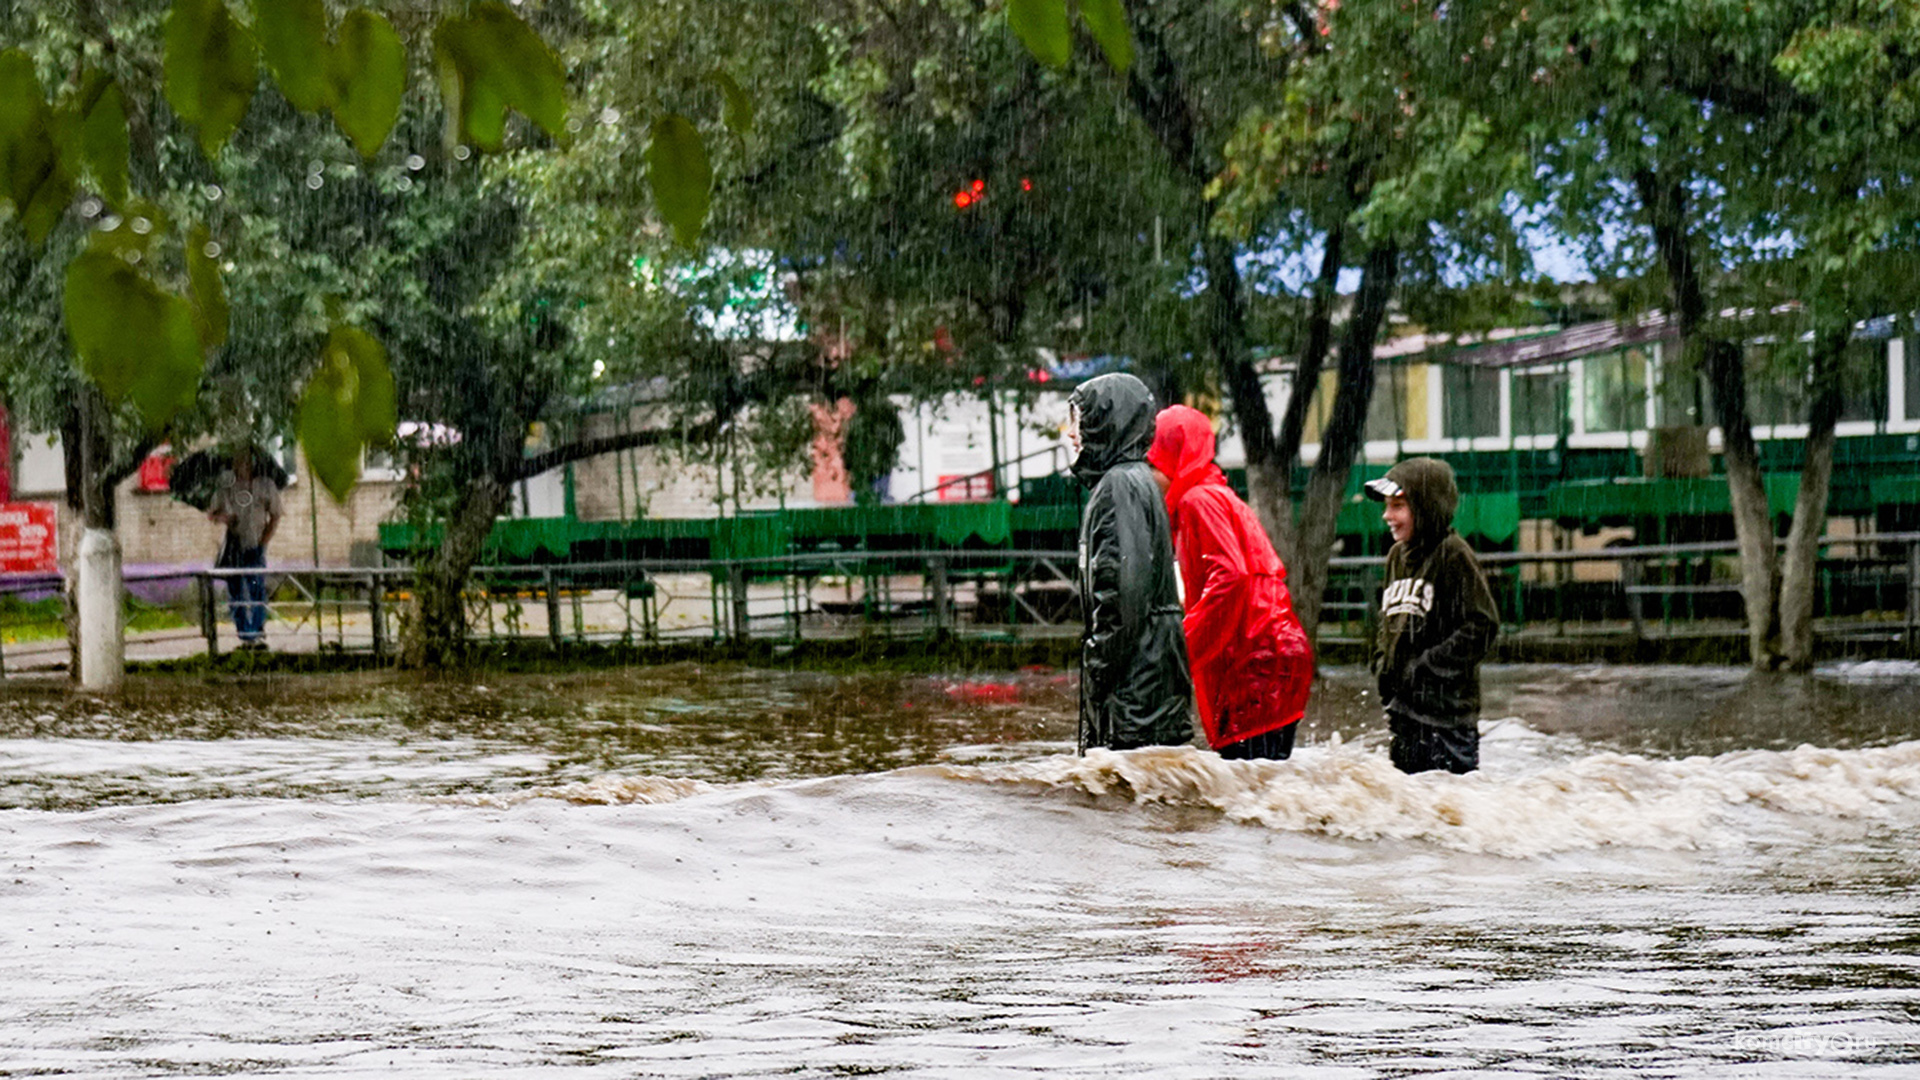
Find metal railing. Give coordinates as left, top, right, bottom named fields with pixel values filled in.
left=4, top=533, right=1919, bottom=670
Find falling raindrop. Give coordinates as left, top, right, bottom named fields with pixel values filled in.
left=79, top=199, right=103, bottom=218
left=129, top=217, right=153, bottom=235
left=202, top=241, right=222, bottom=259
left=98, top=214, right=122, bottom=232
left=202, top=184, right=223, bottom=201
left=397, top=176, right=414, bottom=192
left=406, top=154, right=426, bottom=171
left=566, top=117, right=584, bottom=133
left=599, top=107, right=621, bottom=125
left=307, top=174, right=324, bottom=190
left=454, top=145, right=472, bottom=161
left=119, top=249, right=141, bottom=265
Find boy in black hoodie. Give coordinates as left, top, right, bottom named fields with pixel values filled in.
left=1364, top=458, right=1500, bottom=774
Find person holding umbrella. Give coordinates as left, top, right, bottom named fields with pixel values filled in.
left=206, top=445, right=283, bottom=650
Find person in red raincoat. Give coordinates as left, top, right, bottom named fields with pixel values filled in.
left=1146, top=405, right=1315, bottom=759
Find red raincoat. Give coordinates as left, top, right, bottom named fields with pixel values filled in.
left=1146, top=406, right=1313, bottom=749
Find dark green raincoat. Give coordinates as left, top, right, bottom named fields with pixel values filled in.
left=1069, top=374, right=1194, bottom=752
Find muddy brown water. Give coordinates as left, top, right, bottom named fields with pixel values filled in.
left=3, top=662, right=1918, bottom=1076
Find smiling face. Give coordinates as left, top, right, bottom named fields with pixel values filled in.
left=1383, top=493, right=1414, bottom=545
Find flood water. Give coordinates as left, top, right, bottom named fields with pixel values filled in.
left=3, top=662, right=1918, bottom=1077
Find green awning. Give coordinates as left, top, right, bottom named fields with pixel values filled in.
left=1871, top=476, right=1920, bottom=507
left=784, top=502, right=1012, bottom=547
left=1546, top=475, right=1801, bottom=523
left=1336, top=491, right=1520, bottom=543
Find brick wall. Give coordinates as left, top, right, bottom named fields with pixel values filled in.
left=43, top=452, right=404, bottom=571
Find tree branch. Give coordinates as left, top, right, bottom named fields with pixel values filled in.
left=506, top=415, right=729, bottom=483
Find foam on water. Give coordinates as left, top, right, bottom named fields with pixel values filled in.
left=454, top=773, right=712, bottom=807
left=928, top=731, right=1920, bottom=857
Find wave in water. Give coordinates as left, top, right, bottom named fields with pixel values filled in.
left=926, top=735, right=1920, bottom=857
left=453, top=773, right=712, bottom=807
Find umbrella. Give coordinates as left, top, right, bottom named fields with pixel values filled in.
left=168, top=445, right=290, bottom=510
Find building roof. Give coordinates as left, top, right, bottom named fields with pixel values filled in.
left=1442, top=313, right=1679, bottom=370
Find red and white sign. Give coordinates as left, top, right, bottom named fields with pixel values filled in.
left=936, top=473, right=995, bottom=502
left=137, top=447, right=175, bottom=493
left=0, top=502, right=58, bottom=573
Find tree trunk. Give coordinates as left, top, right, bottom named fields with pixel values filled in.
left=62, top=386, right=124, bottom=689
left=1116, top=2, right=1287, bottom=552
left=401, top=476, right=511, bottom=669
left=1201, top=230, right=1288, bottom=542
left=1777, top=331, right=1846, bottom=670
left=1290, top=243, right=1399, bottom=648
left=1705, top=339, right=1783, bottom=668
left=1256, top=222, right=1347, bottom=565
left=1636, top=168, right=1781, bottom=669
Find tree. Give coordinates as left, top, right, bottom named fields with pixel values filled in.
left=0, top=0, right=606, bottom=681
left=1491, top=0, right=1920, bottom=669
left=527, top=0, right=1209, bottom=514
left=1114, top=0, right=1524, bottom=644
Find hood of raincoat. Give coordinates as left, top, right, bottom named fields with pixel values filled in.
left=1365, top=456, right=1459, bottom=551
left=1145, top=405, right=1226, bottom=514
left=1069, top=374, right=1158, bottom=488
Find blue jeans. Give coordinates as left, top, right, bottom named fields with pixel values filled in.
left=223, top=544, right=268, bottom=641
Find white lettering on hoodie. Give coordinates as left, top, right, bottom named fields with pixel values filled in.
left=1382, top=576, right=1435, bottom=620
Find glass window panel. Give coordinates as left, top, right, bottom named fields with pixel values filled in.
left=1365, top=366, right=1404, bottom=443
left=1838, top=339, right=1888, bottom=423
left=1745, top=343, right=1805, bottom=426
left=1907, top=336, right=1920, bottom=420
left=1581, top=348, right=1649, bottom=433
left=1513, top=367, right=1569, bottom=437
left=1655, top=357, right=1707, bottom=426
left=1443, top=365, right=1501, bottom=439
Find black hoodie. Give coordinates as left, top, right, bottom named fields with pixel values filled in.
left=1069, top=374, right=1194, bottom=751
left=1367, top=458, right=1500, bottom=730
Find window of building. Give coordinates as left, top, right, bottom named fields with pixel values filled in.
left=1655, top=354, right=1708, bottom=426
left=1364, top=365, right=1406, bottom=443
left=1443, top=365, right=1501, bottom=439
left=1743, top=343, right=1806, bottom=427
left=1907, top=336, right=1920, bottom=421
left=1581, top=348, right=1649, bottom=433
left=1513, top=366, right=1570, bottom=438
left=1838, top=338, right=1888, bottom=424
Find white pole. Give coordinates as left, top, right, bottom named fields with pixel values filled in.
left=77, top=527, right=124, bottom=692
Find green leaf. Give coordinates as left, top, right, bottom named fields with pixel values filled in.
left=330, top=9, right=406, bottom=159
left=713, top=70, right=754, bottom=137
left=298, top=361, right=361, bottom=501
left=646, top=114, right=711, bottom=247
left=432, top=1, right=570, bottom=153
left=165, top=0, right=260, bottom=157
left=331, top=324, right=397, bottom=446
left=1008, top=0, right=1071, bottom=70
left=1077, top=0, right=1134, bottom=74
left=188, top=223, right=229, bottom=350
left=253, top=0, right=330, bottom=113
left=58, top=71, right=130, bottom=208
left=0, top=49, right=73, bottom=246
left=64, top=249, right=204, bottom=430
left=299, top=325, right=396, bottom=500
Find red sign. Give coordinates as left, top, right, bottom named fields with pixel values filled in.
left=936, top=473, right=995, bottom=502
left=138, top=449, right=175, bottom=493
left=0, top=502, right=58, bottom=573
